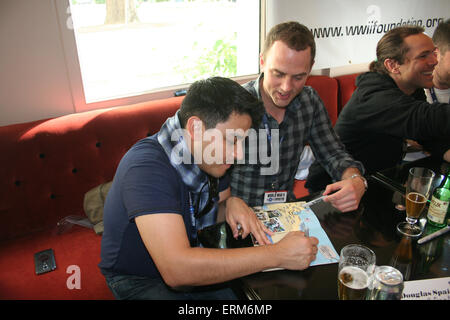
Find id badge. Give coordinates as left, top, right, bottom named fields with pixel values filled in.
left=263, top=190, right=287, bottom=204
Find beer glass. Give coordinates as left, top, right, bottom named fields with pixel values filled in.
left=338, top=244, right=376, bottom=300
left=397, top=167, right=435, bottom=237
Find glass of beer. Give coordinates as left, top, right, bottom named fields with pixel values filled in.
left=397, top=167, right=435, bottom=237
left=338, top=244, right=376, bottom=300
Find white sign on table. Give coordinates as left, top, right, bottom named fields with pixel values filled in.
left=402, top=277, right=450, bottom=300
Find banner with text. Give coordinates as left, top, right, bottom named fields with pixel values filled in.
left=266, top=0, right=449, bottom=69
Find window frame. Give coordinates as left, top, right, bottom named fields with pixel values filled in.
left=55, top=0, right=263, bottom=113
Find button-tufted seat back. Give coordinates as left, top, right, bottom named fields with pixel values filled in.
left=0, top=97, right=183, bottom=241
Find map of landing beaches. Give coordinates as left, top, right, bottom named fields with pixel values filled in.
left=251, top=201, right=339, bottom=269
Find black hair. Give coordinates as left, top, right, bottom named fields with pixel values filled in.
left=178, top=77, right=264, bottom=129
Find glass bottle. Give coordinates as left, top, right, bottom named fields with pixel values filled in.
left=427, top=168, right=450, bottom=228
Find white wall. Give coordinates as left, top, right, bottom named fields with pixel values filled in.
left=266, top=0, right=448, bottom=71
left=0, top=0, right=369, bottom=127
left=0, top=0, right=75, bottom=126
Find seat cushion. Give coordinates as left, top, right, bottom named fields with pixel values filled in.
left=0, top=226, right=114, bottom=300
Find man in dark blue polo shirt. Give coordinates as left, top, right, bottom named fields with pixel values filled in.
left=99, top=77, right=319, bottom=299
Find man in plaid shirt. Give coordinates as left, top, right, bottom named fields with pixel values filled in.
left=227, top=22, right=367, bottom=240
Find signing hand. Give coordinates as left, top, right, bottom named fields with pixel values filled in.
left=225, top=196, right=273, bottom=245
left=275, top=231, right=319, bottom=270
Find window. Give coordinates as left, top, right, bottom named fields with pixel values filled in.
left=68, top=0, right=260, bottom=104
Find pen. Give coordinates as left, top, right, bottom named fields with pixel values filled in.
left=300, top=222, right=309, bottom=237
left=303, top=195, right=326, bottom=208
left=417, top=225, right=450, bottom=244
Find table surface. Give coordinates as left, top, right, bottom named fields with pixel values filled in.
left=238, top=157, right=450, bottom=300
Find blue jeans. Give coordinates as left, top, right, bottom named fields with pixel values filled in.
left=104, top=274, right=238, bottom=300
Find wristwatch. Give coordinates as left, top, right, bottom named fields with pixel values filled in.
left=349, top=174, right=368, bottom=190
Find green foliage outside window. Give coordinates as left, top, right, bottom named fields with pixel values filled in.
left=175, top=34, right=237, bottom=82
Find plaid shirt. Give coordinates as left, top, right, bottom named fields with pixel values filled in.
left=230, top=74, right=364, bottom=206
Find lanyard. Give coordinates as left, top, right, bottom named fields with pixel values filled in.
left=188, top=192, right=195, bottom=215
left=429, top=87, right=438, bottom=103
left=262, top=114, right=284, bottom=189
left=262, top=114, right=284, bottom=156
left=188, top=192, right=198, bottom=246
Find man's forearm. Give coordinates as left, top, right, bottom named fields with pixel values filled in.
left=165, top=245, right=278, bottom=288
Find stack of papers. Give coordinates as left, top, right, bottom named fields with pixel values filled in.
left=251, top=202, right=339, bottom=267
